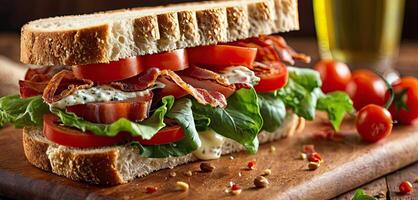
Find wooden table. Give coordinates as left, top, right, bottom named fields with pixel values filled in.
left=0, top=34, right=417, bottom=199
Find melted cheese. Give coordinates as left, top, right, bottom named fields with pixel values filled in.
left=193, top=129, right=225, bottom=160
left=50, top=83, right=164, bottom=109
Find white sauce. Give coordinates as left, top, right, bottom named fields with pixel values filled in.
left=221, top=66, right=260, bottom=86
left=193, top=129, right=225, bottom=160
left=50, top=83, right=164, bottom=109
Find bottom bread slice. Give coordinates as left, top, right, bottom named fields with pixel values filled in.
left=23, top=114, right=304, bottom=185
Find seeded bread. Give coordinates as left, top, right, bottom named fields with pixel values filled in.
left=20, top=0, right=299, bottom=66
left=23, top=114, right=304, bottom=185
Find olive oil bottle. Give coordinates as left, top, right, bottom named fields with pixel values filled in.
left=314, top=0, right=405, bottom=73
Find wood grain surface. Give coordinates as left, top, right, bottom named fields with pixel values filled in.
left=0, top=117, right=417, bottom=200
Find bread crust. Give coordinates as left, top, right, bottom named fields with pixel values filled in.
left=20, top=0, right=299, bottom=66
left=22, top=115, right=304, bottom=185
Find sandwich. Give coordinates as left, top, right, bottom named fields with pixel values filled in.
left=0, top=0, right=353, bottom=185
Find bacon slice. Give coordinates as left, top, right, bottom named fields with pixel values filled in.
left=19, top=66, right=70, bottom=97
left=177, top=66, right=236, bottom=98
left=43, top=70, right=93, bottom=103
left=233, top=35, right=311, bottom=65
left=109, top=68, right=160, bottom=92
left=159, top=70, right=227, bottom=108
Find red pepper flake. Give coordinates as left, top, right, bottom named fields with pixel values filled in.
left=399, top=181, right=413, bottom=194
left=313, top=128, right=345, bottom=141
left=302, top=145, right=315, bottom=154
left=247, top=161, right=256, bottom=170
left=307, top=152, right=322, bottom=163
left=231, top=184, right=241, bottom=191
left=145, top=186, right=157, bottom=194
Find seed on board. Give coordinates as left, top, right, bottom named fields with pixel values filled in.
left=229, top=156, right=235, bottom=160
left=254, top=176, right=269, bottom=188
left=262, top=169, right=272, bottom=176
left=145, top=186, right=157, bottom=194
left=176, top=181, right=189, bottom=191
left=184, top=170, right=193, bottom=177
left=169, top=171, right=177, bottom=177
left=269, top=145, right=276, bottom=152
left=231, top=189, right=242, bottom=195
left=300, top=153, right=308, bottom=160
left=308, top=162, right=320, bottom=170
left=200, top=162, right=216, bottom=172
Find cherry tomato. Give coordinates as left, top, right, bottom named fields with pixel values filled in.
left=387, top=77, right=418, bottom=125
left=73, top=57, right=144, bottom=82
left=133, top=125, right=184, bottom=145
left=314, top=59, right=351, bottom=93
left=142, top=49, right=189, bottom=71
left=346, top=70, right=387, bottom=110
left=187, top=45, right=257, bottom=69
left=399, top=181, right=413, bottom=194
left=253, top=62, right=288, bottom=92
left=43, top=114, right=130, bottom=148
left=66, top=94, right=153, bottom=124
left=356, top=104, right=393, bottom=143
left=43, top=114, right=185, bottom=148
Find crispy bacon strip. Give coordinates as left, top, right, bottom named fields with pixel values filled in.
left=234, top=35, right=311, bottom=65
left=160, top=70, right=227, bottom=108
left=109, top=68, right=161, bottom=92
left=43, top=70, right=93, bottom=103
left=177, top=66, right=231, bottom=86
left=19, top=66, right=70, bottom=97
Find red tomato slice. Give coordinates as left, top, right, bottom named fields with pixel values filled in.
left=66, top=94, right=153, bottom=124
left=73, top=57, right=144, bottom=82
left=43, top=114, right=130, bottom=148
left=187, top=45, right=257, bottom=69
left=44, top=114, right=185, bottom=148
left=253, top=62, right=288, bottom=92
left=133, top=125, right=185, bottom=145
left=142, top=49, right=189, bottom=71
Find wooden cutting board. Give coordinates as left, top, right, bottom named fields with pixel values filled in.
left=0, top=117, right=417, bottom=200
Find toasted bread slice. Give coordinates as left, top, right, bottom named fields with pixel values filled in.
left=23, top=114, right=304, bottom=185
left=20, top=0, right=299, bottom=66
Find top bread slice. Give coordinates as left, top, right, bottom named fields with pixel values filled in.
left=20, top=0, right=299, bottom=66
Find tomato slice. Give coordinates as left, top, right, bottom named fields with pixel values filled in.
left=142, top=49, right=189, bottom=71
left=73, top=57, right=144, bottom=82
left=43, top=114, right=130, bottom=148
left=66, top=94, right=153, bottom=124
left=253, top=62, right=288, bottom=92
left=133, top=125, right=184, bottom=145
left=187, top=45, right=257, bottom=69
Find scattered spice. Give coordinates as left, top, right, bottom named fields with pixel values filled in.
left=308, top=162, right=320, bottom=170
left=307, top=152, right=323, bottom=163
left=374, top=191, right=385, bottom=198
left=176, top=181, right=189, bottom=191
left=145, top=186, right=157, bottom=194
left=184, top=170, right=193, bottom=177
left=269, top=145, right=276, bottom=152
left=399, top=181, right=413, bottom=194
left=169, top=171, right=177, bottom=177
left=254, top=176, right=269, bottom=188
left=200, top=162, right=216, bottom=172
left=247, top=160, right=256, bottom=170
left=300, top=153, right=308, bottom=160
left=262, top=169, right=272, bottom=176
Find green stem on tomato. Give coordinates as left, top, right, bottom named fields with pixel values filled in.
left=376, top=73, right=394, bottom=109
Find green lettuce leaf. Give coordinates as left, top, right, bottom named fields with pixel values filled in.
left=51, top=96, right=175, bottom=139
left=192, top=88, right=263, bottom=154
left=317, top=91, right=354, bottom=131
left=352, top=189, right=377, bottom=200
left=257, top=92, right=286, bottom=132
left=276, top=66, right=353, bottom=131
left=0, top=95, right=49, bottom=128
left=135, top=98, right=201, bottom=158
